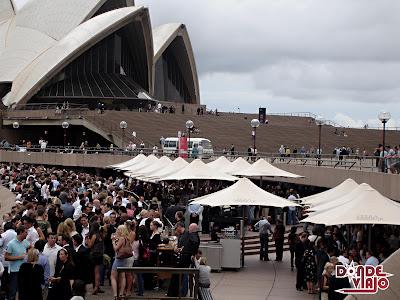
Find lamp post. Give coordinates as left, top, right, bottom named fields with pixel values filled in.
left=61, top=121, right=69, bottom=147
left=378, top=112, right=391, bottom=172
left=315, top=116, right=324, bottom=166
left=119, top=121, right=127, bottom=150
left=185, top=120, right=194, bottom=157
left=250, top=118, right=260, bottom=155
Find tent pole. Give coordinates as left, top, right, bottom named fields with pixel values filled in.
left=241, top=205, right=245, bottom=267
left=368, top=225, right=372, bottom=250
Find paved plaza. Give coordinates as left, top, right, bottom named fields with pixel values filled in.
left=87, top=252, right=317, bottom=300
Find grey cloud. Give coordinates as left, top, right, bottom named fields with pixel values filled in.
left=139, top=0, right=400, bottom=73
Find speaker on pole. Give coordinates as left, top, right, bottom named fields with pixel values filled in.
left=259, top=107, right=266, bottom=124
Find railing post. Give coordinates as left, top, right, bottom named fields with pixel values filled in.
left=178, top=273, right=182, bottom=299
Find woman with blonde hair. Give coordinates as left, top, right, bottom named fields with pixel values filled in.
left=64, top=218, right=78, bottom=237
left=57, top=221, right=70, bottom=236
left=320, top=262, right=334, bottom=300
left=111, top=225, right=133, bottom=300
left=18, top=248, right=44, bottom=300
left=124, top=220, right=136, bottom=297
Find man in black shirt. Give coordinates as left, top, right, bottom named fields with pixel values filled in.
left=167, top=223, right=200, bottom=297
left=164, top=200, right=185, bottom=225
left=178, top=223, right=200, bottom=265
left=273, top=219, right=285, bottom=261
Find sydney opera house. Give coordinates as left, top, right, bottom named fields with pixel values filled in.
left=0, top=0, right=200, bottom=109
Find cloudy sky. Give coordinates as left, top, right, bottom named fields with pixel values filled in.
left=137, top=0, right=400, bottom=128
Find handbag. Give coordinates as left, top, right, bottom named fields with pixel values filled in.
left=117, top=238, right=133, bottom=259
left=139, top=240, right=150, bottom=262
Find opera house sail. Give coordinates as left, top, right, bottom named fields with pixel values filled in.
left=0, top=0, right=200, bottom=109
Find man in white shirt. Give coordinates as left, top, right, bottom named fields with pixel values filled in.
left=23, top=217, right=39, bottom=245
left=338, top=250, right=350, bottom=265
left=254, top=216, right=272, bottom=261
left=79, top=215, right=90, bottom=247
left=42, top=233, right=62, bottom=277
left=40, top=139, right=47, bottom=152
left=41, top=180, right=50, bottom=201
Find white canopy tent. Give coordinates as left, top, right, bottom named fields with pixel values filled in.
left=300, top=178, right=359, bottom=206
left=190, top=177, right=301, bottom=207
left=122, top=155, right=159, bottom=174
left=220, top=157, right=252, bottom=175
left=140, top=157, right=189, bottom=182
left=306, top=183, right=365, bottom=214
left=107, top=153, right=146, bottom=169
left=234, top=158, right=304, bottom=178
left=207, top=156, right=231, bottom=170
left=125, top=156, right=172, bottom=178
left=161, top=159, right=238, bottom=181
left=301, top=183, right=400, bottom=226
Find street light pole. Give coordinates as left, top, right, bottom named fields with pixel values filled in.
left=185, top=120, right=194, bottom=157
left=119, top=121, right=127, bottom=150
left=315, top=116, right=324, bottom=166
left=378, top=112, right=391, bottom=172
left=250, top=119, right=260, bottom=156
left=61, top=121, right=69, bottom=147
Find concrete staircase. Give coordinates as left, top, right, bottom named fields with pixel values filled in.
left=243, top=231, right=291, bottom=256
left=83, top=110, right=400, bottom=153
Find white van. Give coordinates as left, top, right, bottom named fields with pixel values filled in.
left=163, top=137, right=214, bottom=158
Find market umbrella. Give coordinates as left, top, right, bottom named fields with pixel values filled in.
left=122, top=154, right=159, bottom=174
left=300, top=178, right=359, bottom=206
left=305, top=182, right=363, bottom=213
left=207, top=156, right=231, bottom=170
left=301, top=183, right=400, bottom=226
left=107, top=153, right=146, bottom=169
left=141, top=157, right=189, bottom=183
left=191, top=177, right=300, bottom=207
left=125, top=156, right=172, bottom=178
left=234, top=158, right=304, bottom=178
left=190, top=177, right=299, bottom=267
left=161, top=159, right=238, bottom=182
left=220, top=157, right=252, bottom=175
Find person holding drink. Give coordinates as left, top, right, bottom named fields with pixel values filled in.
left=47, top=248, right=74, bottom=300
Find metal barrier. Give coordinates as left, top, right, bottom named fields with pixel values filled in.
left=117, top=267, right=200, bottom=299
left=0, top=145, right=396, bottom=173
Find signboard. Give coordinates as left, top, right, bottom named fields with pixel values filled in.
left=179, top=136, right=188, bottom=158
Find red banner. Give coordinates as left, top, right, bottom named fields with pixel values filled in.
left=179, top=137, right=188, bottom=158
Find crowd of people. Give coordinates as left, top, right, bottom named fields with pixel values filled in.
left=0, top=161, right=397, bottom=300
left=254, top=217, right=398, bottom=300
left=0, top=163, right=224, bottom=300
left=289, top=224, right=397, bottom=300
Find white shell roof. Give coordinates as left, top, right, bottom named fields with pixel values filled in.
left=15, top=0, right=105, bottom=41
left=0, top=1, right=14, bottom=23
left=0, top=0, right=105, bottom=83
left=5, top=6, right=145, bottom=107
left=153, top=23, right=183, bottom=60
left=152, top=23, right=200, bottom=103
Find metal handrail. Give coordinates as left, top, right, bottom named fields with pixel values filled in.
left=1, top=146, right=396, bottom=173
left=117, top=267, right=200, bottom=299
